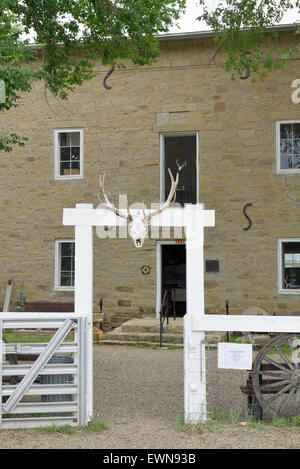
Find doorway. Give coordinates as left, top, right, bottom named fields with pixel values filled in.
left=156, top=242, right=186, bottom=318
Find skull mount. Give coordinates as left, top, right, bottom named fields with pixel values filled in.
left=127, top=209, right=149, bottom=248
left=97, top=167, right=182, bottom=248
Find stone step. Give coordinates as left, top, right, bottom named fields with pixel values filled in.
left=119, top=317, right=184, bottom=334
left=106, top=328, right=183, bottom=344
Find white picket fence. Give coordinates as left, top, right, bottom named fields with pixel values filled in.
left=0, top=313, right=88, bottom=429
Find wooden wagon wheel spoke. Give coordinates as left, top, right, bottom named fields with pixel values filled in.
left=265, top=383, right=294, bottom=405
left=277, top=387, right=296, bottom=414
left=260, top=378, right=291, bottom=392
left=293, top=388, right=300, bottom=416
left=273, top=344, right=296, bottom=371
left=256, top=370, right=290, bottom=379
left=264, top=356, right=293, bottom=374
left=288, top=337, right=295, bottom=355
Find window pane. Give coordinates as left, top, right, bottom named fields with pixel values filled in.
left=61, top=256, right=72, bottom=271
left=280, top=124, right=293, bottom=139
left=71, top=161, right=80, bottom=169
left=71, top=132, right=80, bottom=146
left=294, top=123, right=300, bottom=138
left=60, top=147, right=70, bottom=161
left=294, top=139, right=300, bottom=155
left=71, top=161, right=80, bottom=175
left=59, top=132, right=71, bottom=146
left=280, top=139, right=292, bottom=155
left=59, top=132, right=67, bottom=146
left=60, top=161, right=70, bottom=176
left=61, top=274, right=72, bottom=286
left=293, top=155, right=300, bottom=168
left=71, top=147, right=80, bottom=160
left=61, top=242, right=74, bottom=256
left=280, top=154, right=293, bottom=169
left=285, top=253, right=300, bottom=268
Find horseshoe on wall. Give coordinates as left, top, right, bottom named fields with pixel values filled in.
left=103, top=66, right=115, bottom=90
left=240, top=66, right=250, bottom=80
left=243, top=203, right=253, bottom=231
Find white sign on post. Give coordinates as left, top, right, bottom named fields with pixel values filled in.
left=218, top=342, right=253, bottom=370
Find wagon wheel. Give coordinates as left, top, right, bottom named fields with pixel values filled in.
left=253, top=333, right=300, bottom=420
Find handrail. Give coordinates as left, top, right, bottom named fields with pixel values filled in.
left=159, top=289, right=174, bottom=347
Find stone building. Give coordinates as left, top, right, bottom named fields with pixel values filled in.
left=1, top=25, right=300, bottom=328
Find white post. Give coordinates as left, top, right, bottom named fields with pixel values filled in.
left=74, top=203, right=93, bottom=423
left=184, top=205, right=206, bottom=423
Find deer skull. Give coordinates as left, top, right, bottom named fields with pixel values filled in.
left=128, top=210, right=148, bottom=248
left=98, top=168, right=180, bottom=248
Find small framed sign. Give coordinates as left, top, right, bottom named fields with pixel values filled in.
left=218, top=342, right=253, bottom=370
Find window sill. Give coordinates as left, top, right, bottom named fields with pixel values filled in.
left=278, top=289, right=300, bottom=295
left=276, top=169, right=300, bottom=175
left=55, top=286, right=75, bottom=292
left=55, top=175, right=83, bottom=181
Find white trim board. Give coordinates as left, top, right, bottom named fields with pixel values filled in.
left=193, top=314, right=300, bottom=333
left=63, top=207, right=215, bottom=227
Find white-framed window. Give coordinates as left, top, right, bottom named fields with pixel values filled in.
left=55, top=240, right=75, bottom=290
left=278, top=239, right=300, bottom=294
left=276, top=120, right=300, bottom=173
left=54, top=129, right=83, bottom=179
left=160, top=132, right=199, bottom=205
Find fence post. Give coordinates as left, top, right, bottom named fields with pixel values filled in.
left=75, top=203, right=93, bottom=424
left=78, top=317, right=87, bottom=426
left=185, top=205, right=206, bottom=423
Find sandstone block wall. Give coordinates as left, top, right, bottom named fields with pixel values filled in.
left=1, top=32, right=300, bottom=328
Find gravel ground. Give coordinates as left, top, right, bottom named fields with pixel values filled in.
left=0, top=344, right=300, bottom=449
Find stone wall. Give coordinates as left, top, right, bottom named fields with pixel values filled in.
left=1, top=31, right=300, bottom=328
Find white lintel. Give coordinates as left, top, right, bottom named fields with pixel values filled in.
left=63, top=205, right=215, bottom=228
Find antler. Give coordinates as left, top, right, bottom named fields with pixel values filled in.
left=176, top=159, right=187, bottom=172
left=99, top=174, right=131, bottom=220
left=146, top=168, right=179, bottom=221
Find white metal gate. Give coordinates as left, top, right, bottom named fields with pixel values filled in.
left=0, top=313, right=87, bottom=429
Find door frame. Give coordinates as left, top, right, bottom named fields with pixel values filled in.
left=156, top=240, right=186, bottom=318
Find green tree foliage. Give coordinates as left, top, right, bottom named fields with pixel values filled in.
left=0, top=0, right=186, bottom=151
left=198, top=0, right=300, bottom=81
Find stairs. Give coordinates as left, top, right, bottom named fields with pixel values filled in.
left=104, top=317, right=227, bottom=345
left=105, top=317, right=183, bottom=344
